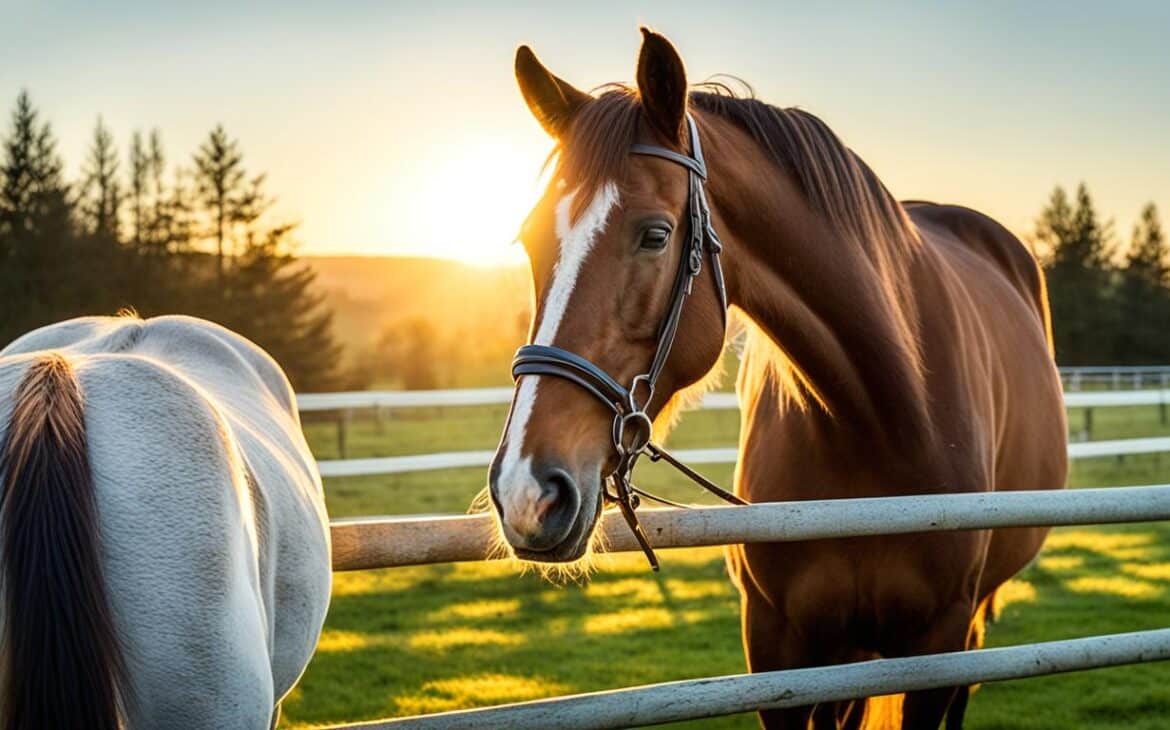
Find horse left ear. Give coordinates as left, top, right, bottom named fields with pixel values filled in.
left=516, top=46, right=591, bottom=139
left=635, top=28, right=688, bottom=146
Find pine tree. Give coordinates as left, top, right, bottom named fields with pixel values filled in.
left=128, top=130, right=148, bottom=248
left=219, top=224, right=342, bottom=390
left=148, top=131, right=169, bottom=250
left=0, top=91, right=76, bottom=342
left=1127, top=204, right=1168, bottom=288
left=193, top=125, right=247, bottom=290
left=0, top=91, right=67, bottom=240
left=80, top=117, right=122, bottom=241
left=1117, top=204, right=1170, bottom=363
left=1037, top=183, right=1119, bottom=364
left=188, top=125, right=340, bottom=388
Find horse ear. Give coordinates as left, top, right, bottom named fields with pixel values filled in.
left=635, top=28, right=688, bottom=146
left=515, top=46, right=591, bottom=138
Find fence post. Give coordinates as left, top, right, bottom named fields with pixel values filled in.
left=337, top=409, right=351, bottom=459
left=1084, top=408, right=1094, bottom=441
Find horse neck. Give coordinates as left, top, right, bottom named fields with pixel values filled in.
left=708, top=135, right=933, bottom=451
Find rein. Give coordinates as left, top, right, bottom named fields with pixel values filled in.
left=512, top=114, right=745, bottom=571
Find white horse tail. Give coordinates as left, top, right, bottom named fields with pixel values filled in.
left=0, top=353, right=128, bottom=730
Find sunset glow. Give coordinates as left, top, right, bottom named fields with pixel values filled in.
left=376, top=139, right=547, bottom=266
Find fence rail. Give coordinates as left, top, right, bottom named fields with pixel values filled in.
left=298, top=387, right=1167, bottom=413
left=330, top=484, right=1170, bottom=571
left=327, top=484, right=1170, bottom=727
left=306, top=378, right=1170, bottom=728
left=301, top=386, right=1170, bottom=460
left=317, top=436, right=1170, bottom=478
left=331, top=629, right=1170, bottom=729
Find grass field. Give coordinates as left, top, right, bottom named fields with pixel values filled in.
left=279, top=401, right=1170, bottom=729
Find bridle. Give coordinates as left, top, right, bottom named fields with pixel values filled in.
left=511, top=114, right=746, bottom=571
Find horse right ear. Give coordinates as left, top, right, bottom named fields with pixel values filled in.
left=515, top=46, right=591, bottom=138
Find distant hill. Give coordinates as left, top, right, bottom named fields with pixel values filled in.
left=305, top=255, right=531, bottom=384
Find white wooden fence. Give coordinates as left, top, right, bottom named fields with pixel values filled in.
left=297, top=386, right=1167, bottom=413
left=1061, top=365, right=1170, bottom=391
left=302, top=386, right=1170, bottom=462
left=325, top=485, right=1170, bottom=727
left=330, top=484, right=1170, bottom=571
left=306, top=385, right=1170, bottom=728
left=333, top=630, right=1170, bottom=729
left=316, top=436, right=1170, bottom=478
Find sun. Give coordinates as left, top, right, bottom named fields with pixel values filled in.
left=393, top=139, right=548, bottom=267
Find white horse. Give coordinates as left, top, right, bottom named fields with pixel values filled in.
left=0, top=314, right=331, bottom=729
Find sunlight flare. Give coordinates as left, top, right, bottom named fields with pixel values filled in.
left=385, top=138, right=546, bottom=266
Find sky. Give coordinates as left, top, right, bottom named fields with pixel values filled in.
left=2, top=1, right=1168, bottom=264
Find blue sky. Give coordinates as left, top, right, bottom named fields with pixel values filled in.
left=3, top=1, right=1168, bottom=261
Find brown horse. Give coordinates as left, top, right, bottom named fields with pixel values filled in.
left=487, top=29, right=1067, bottom=729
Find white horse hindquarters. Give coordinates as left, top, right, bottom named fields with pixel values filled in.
left=78, top=355, right=275, bottom=729
left=129, top=315, right=333, bottom=702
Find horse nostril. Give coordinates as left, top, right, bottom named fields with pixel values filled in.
left=538, top=467, right=575, bottom=507
left=537, top=467, right=575, bottom=519
left=510, top=464, right=580, bottom=552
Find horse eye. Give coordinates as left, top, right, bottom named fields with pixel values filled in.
left=640, top=225, right=672, bottom=251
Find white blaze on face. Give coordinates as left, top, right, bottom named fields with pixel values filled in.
left=496, top=182, right=619, bottom=540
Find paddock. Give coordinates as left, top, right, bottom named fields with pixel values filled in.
left=297, top=385, right=1170, bottom=728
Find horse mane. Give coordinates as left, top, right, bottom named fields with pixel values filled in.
left=556, top=83, right=921, bottom=262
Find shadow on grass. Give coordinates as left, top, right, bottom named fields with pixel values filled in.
left=281, top=549, right=744, bottom=727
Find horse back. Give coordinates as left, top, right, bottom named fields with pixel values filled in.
left=904, top=201, right=1053, bottom=352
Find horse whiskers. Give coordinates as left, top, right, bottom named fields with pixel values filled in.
left=525, top=545, right=599, bottom=585
left=466, top=485, right=493, bottom=515
left=469, top=486, right=517, bottom=564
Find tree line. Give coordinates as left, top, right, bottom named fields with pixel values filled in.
left=0, top=91, right=341, bottom=390
left=2, top=90, right=1168, bottom=391
left=1035, top=184, right=1170, bottom=365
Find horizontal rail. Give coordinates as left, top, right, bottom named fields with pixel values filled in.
left=330, top=483, right=1170, bottom=571
left=318, top=436, right=1170, bottom=478
left=319, top=450, right=498, bottom=477
left=1065, top=390, right=1170, bottom=407
left=329, top=628, right=1170, bottom=729
left=297, top=388, right=739, bottom=412
left=1061, top=365, right=1170, bottom=374
left=298, top=387, right=1167, bottom=412
left=298, top=387, right=516, bottom=411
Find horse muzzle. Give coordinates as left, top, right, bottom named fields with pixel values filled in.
left=490, top=460, right=602, bottom=562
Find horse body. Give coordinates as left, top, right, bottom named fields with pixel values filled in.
left=0, top=315, right=331, bottom=729
left=729, top=197, right=1067, bottom=727
left=493, top=29, right=1066, bottom=729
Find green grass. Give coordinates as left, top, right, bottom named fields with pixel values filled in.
left=280, top=403, right=1170, bottom=729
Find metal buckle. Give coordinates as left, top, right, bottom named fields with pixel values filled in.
left=627, top=373, right=654, bottom=413
left=613, top=373, right=655, bottom=459
left=615, top=410, right=653, bottom=455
